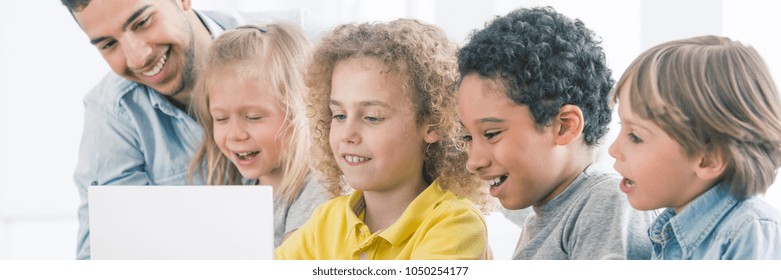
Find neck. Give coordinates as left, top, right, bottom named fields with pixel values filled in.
left=536, top=146, right=594, bottom=207
left=362, top=178, right=428, bottom=233
left=168, top=10, right=211, bottom=112
left=258, top=168, right=284, bottom=189
left=166, top=94, right=190, bottom=112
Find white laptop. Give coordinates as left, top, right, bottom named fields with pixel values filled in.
left=88, top=185, right=274, bottom=260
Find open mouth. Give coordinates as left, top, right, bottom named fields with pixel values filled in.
left=487, top=174, right=508, bottom=189
left=141, top=52, right=168, bottom=77
left=236, top=151, right=259, bottom=161
left=619, top=177, right=636, bottom=194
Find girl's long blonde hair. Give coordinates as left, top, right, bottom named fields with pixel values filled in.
left=188, top=22, right=312, bottom=203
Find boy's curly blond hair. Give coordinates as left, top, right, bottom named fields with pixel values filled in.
left=306, top=19, right=489, bottom=210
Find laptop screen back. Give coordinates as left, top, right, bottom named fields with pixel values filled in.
left=88, top=185, right=273, bottom=260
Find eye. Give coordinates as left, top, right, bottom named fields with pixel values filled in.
left=100, top=40, right=117, bottom=50
left=364, top=116, right=384, bottom=123
left=332, top=114, right=346, bottom=121
left=484, top=130, right=501, bottom=140
left=133, top=15, right=151, bottom=31
left=246, top=115, right=263, bottom=121
left=628, top=132, right=643, bottom=144
left=461, top=134, right=473, bottom=142
left=212, top=115, right=228, bottom=123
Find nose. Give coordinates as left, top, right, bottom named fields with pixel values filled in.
left=608, top=137, right=622, bottom=160
left=335, top=118, right=361, bottom=145
left=226, top=119, right=250, bottom=141
left=465, top=141, right=490, bottom=173
left=122, top=35, right=154, bottom=71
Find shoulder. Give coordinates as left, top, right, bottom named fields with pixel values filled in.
left=82, top=72, right=148, bottom=116
left=430, top=193, right=486, bottom=224
left=567, top=169, right=654, bottom=222
left=722, top=197, right=781, bottom=235
left=575, top=168, right=625, bottom=203
left=309, top=195, right=350, bottom=218
left=297, top=175, right=330, bottom=200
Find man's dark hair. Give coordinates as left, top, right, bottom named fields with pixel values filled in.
left=458, top=6, right=614, bottom=146
left=60, top=0, right=91, bottom=12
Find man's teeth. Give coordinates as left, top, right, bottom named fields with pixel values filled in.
left=142, top=54, right=167, bottom=77
left=236, top=151, right=259, bottom=160
left=345, top=155, right=369, bottom=163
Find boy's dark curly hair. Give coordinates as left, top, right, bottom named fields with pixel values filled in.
left=458, top=6, right=613, bottom=146
left=60, top=0, right=91, bottom=12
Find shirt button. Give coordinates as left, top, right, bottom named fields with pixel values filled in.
left=359, top=252, right=367, bottom=260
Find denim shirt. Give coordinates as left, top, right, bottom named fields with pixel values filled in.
left=650, top=183, right=781, bottom=259
left=73, top=10, right=233, bottom=260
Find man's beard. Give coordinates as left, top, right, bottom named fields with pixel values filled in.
left=166, top=28, right=196, bottom=98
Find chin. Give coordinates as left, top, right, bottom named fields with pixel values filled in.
left=499, top=199, right=527, bottom=210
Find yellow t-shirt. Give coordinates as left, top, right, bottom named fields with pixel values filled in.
left=274, top=180, right=490, bottom=260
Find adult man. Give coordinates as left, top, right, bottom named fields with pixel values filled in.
left=62, top=0, right=302, bottom=259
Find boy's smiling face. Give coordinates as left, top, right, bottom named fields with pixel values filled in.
left=328, top=57, right=430, bottom=193
left=609, top=84, right=706, bottom=213
left=458, top=74, right=570, bottom=209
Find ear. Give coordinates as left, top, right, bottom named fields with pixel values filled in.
left=179, top=0, right=192, bottom=11
left=553, top=105, right=584, bottom=146
left=693, top=148, right=727, bottom=181
left=421, top=124, right=441, bottom=144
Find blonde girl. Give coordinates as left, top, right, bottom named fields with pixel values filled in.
left=189, top=22, right=329, bottom=247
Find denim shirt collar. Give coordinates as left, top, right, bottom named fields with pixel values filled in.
left=650, top=182, right=738, bottom=257
left=146, top=89, right=184, bottom=118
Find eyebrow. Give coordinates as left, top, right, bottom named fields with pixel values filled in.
left=477, top=117, right=504, bottom=124
left=329, top=100, right=392, bottom=108
left=89, top=5, right=151, bottom=45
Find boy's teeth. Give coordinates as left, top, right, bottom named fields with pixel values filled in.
left=625, top=178, right=635, bottom=187
left=142, top=54, right=167, bottom=77
left=487, top=176, right=505, bottom=187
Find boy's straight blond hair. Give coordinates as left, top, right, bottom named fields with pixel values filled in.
left=614, top=35, right=781, bottom=199
left=188, top=22, right=313, bottom=203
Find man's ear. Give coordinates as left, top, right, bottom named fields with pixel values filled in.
left=179, top=0, right=192, bottom=11
left=553, top=105, right=584, bottom=146
left=694, top=148, right=727, bottom=181
left=421, top=124, right=441, bottom=144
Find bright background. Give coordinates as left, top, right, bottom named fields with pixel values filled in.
left=0, top=0, right=780, bottom=259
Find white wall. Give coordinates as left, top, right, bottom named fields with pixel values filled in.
left=1, top=0, right=780, bottom=259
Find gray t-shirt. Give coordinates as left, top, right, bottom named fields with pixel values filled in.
left=272, top=175, right=330, bottom=247
left=513, top=165, right=656, bottom=259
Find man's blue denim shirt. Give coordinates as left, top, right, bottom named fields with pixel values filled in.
left=650, top=182, right=781, bottom=259
left=71, top=10, right=239, bottom=260
left=73, top=72, right=205, bottom=260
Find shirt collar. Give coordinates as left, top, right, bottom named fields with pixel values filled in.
left=343, top=180, right=451, bottom=247
left=650, top=182, right=738, bottom=255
